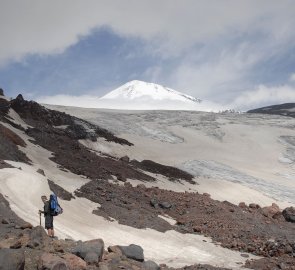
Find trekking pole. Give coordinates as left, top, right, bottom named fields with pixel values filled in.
left=39, top=212, right=41, bottom=226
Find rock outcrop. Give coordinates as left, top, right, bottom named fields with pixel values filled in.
left=0, top=248, right=25, bottom=270
left=282, top=207, right=295, bottom=223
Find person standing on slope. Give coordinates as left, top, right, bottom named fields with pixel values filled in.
left=39, top=195, right=55, bottom=238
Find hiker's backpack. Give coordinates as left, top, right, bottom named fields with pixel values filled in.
left=49, top=193, right=63, bottom=216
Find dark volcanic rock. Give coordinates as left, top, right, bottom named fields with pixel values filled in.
left=24, top=123, right=153, bottom=183
left=0, top=98, right=9, bottom=114
left=48, top=180, right=74, bottom=201
left=131, top=159, right=195, bottom=183
left=72, top=239, right=104, bottom=265
left=143, top=260, right=160, bottom=270
left=245, top=255, right=295, bottom=270
left=62, top=253, right=86, bottom=270
left=0, top=88, right=4, bottom=96
left=76, top=179, right=295, bottom=260
left=77, top=180, right=173, bottom=232
left=118, top=244, right=144, bottom=262
left=0, top=248, right=25, bottom=270
left=248, top=103, right=295, bottom=118
left=150, top=198, right=159, bottom=208
left=260, top=203, right=280, bottom=218
left=37, top=168, right=45, bottom=176
left=28, top=226, right=48, bottom=248
left=0, top=160, right=14, bottom=169
left=159, top=201, right=172, bottom=209
left=0, top=194, right=27, bottom=239
left=282, top=207, right=295, bottom=223
left=38, top=252, right=68, bottom=270
left=0, top=124, right=30, bottom=163
left=10, top=95, right=132, bottom=145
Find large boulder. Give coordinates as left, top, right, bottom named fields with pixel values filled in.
left=118, top=244, right=144, bottom=262
left=0, top=248, right=25, bottom=270
left=38, top=253, right=68, bottom=270
left=0, top=88, right=4, bottom=96
left=28, top=226, right=48, bottom=248
left=282, top=207, right=295, bottom=223
left=72, top=239, right=104, bottom=265
left=143, top=260, right=160, bottom=270
left=261, top=203, right=280, bottom=218
left=62, top=253, right=86, bottom=270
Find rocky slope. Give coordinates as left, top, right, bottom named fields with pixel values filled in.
left=0, top=91, right=295, bottom=269
left=248, top=103, right=295, bottom=118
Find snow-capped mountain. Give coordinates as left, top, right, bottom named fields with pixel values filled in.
left=39, top=80, right=226, bottom=111
left=101, top=80, right=201, bottom=103
left=98, top=80, right=223, bottom=111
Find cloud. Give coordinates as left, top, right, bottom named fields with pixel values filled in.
left=1, top=0, right=295, bottom=65
left=37, top=94, right=101, bottom=108
left=229, top=84, right=295, bottom=110
left=289, top=73, right=295, bottom=82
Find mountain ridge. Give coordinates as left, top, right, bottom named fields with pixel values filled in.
left=248, top=103, right=295, bottom=118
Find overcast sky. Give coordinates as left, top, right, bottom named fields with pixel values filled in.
left=1, top=0, right=295, bottom=110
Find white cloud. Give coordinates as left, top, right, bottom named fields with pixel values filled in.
left=1, top=0, right=295, bottom=65
left=36, top=82, right=295, bottom=112
left=37, top=94, right=101, bottom=108
left=229, top=84, right=295, bottom=110
left=289, top=73, right=295, bottom=82
left=158, top=41, right=271, bottom=102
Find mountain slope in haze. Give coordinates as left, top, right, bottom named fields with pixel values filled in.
left=248, top=103, right=295, bottom=118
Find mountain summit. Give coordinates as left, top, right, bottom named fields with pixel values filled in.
left=99, top=80, right=222, bottom=111
left=101, top=80, right=201, bottom=103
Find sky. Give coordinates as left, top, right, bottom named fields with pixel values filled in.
left=0, top=0, right=295, bottom=110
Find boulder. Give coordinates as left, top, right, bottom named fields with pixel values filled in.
left=282, top=207, right=295, bottom=223
left=0, top=248, right=25, bottom=270
left=28, top=226, right=48, bottom=248
left=62, top=253, right=86, bottom=270
left=20, top=222, right=33, bottom=230
left=261, top=203, right=280, bottom=218
left=10, top=240, right=22, bottom=249
left=238, top=202, right=247, bottom=208
left=249, top=203, right=260, bottom=209
left=159, top=202, right=172, bottom=209
left=2, top=218, right=9, bottom=224
left=0, top=88, right=4, bottom=96
left=38, top=252, right=68, bottom=270
left=118, top=244, right=144, bottom=262
left=150, top=199, right=158, bottom=208
left=107, top=245, right=123, bottom=255
left=84, top=252, right=99, bottom=265
left=143, top=260, right=160, bottom=270
left=72, top=239, right=104, bottom=265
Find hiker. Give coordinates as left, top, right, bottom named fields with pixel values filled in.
left=39, top=195, right=55, bottom=238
